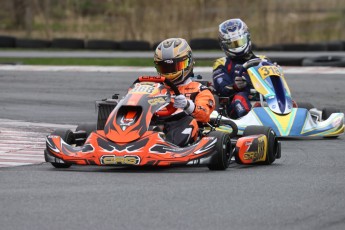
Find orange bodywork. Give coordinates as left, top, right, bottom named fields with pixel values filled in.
left=46, top=130, right=217, bottom=166
left=236, top=134, right=268, bottom=164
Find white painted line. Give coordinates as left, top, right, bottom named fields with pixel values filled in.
left=0, top=65, right=344, bottom=74
left=0, top=142, right=45, bottom=145
left=0, top=153, right=44, bottom=160
left=0, top=154, right=43, bottom=157
left=0, top=118, right=75, bottom=167
left=0, top=162, right=37, bottom=166
left=0, top=156, right=43, bottom=160
left=0, top=147, right=23, bottom=151
left=0, top=118, right=75, bottom=129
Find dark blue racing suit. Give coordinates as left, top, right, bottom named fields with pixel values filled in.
left=212, top=53, right=265, bottom=119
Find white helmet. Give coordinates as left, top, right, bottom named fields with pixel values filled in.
left=218, top=18, right=252, bottom=58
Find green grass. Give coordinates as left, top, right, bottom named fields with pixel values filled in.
left=0, top=57, right=213, bottom=66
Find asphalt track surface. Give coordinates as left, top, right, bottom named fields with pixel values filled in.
left=1, top=67, right=345, bottom=230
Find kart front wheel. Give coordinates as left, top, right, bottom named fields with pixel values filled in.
left=75, top=123, right=97, bottom=146
left=241, top=126, right=280, bottom=165
left=49, top=129, right=74, bottom=168
left=207, top=131, right=232, bottom=170
left=76, top=123, right=96, bottom=137
left=322, top=107, right=340, bottom=120
left=297, top=102, right=315, bottom=111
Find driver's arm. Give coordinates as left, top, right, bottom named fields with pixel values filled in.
left=191, top=88, right=215, bottom=123
left=212, top=58, right=238, bottom=96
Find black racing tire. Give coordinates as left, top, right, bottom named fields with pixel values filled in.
left=76, top=123, right=97, bottom=137
left=86, top=39, right=119, bottom=50
left=322, top=107, right=340, bottom=120
left=119, top=40, right=151, bottom=51
left=270, top=57, right=303, bottom=66
left=189, top=38, right=219, bottom=50
left=308, top=43, right=328, bottom=51
left=326, top=41, right=344, bottom=51
left=0, top=35, right=16, bottom=47
left=50, top=129, right=74, bottom=168
left=242, top=125, right=279, bottom=165
left=51, top=38, right=85, bottom=49
left=254, top=44, right=283, bottom=52
left=207, top=131, right=232, bottom=170
left=15, top=38, right=51, bottom=48
left=302, top=56, right=345, bottom=67
left=281, top=43, right=327, bottom=52
left=152, top=41, right=161, bottom=50
left=297, top=102, right=315, bottom=111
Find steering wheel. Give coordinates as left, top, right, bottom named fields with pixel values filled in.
left=242, top=58, right=263, bottom=69
left=135, top=76, right=180, bottom=117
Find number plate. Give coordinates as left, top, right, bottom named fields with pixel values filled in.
left=258, top=66, right=281, bottom=78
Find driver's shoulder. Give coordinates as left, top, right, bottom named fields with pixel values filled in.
left=179, top=80, right=208, bottom=93
left=213, top=57, right=227, bottom=70
left=254, top=54, right=270, bottom=62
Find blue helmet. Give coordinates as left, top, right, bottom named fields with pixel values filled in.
left=218, top=18, right=252, bottom=58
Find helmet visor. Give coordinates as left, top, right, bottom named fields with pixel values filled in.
left=155, top=56, right=191, bottom=75
left=223, top=36, right=248, bottom=49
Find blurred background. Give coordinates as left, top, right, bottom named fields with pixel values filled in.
left=1, top=0, right=344, bottom=47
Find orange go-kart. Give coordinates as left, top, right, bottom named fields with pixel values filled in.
left=44, top=76, right=281, bottom=170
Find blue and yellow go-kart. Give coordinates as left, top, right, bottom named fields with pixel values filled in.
left=210, top=58, right=344, bottom=138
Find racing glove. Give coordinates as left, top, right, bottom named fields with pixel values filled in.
left=174, top=95, right=195, bottom=114
left=234, top=76, right=247, bottom=90
left=233, top=65, right=247, bottom=91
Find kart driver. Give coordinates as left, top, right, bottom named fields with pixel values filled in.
left=212, top=18, right=267, bottom=119
left=154, top=38, right=215, bottom=147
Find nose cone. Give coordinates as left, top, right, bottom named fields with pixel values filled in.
left=267, top=96, right=292, bottom=115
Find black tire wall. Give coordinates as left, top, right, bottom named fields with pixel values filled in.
left=0, top=35, right=16, bottom=47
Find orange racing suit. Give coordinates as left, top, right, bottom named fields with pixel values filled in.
left=159, top=77, right=215, bottom=146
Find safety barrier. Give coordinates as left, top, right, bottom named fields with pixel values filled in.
left=1, top=35, right=345, bottom=66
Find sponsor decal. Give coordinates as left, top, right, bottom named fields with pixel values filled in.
left=150, top=144, right=185, bottom=154
left=100, top=155, right=140, bottom=165
left=243, top=136, right=266, bottom=162
left=213, top=69, right=222, bottom=75
left=140, top=76, right=163, bottom=81
left=148, top=97, right=167, bottom=105
left=184, top=88, right=196, bottom=91
left=216, top=77, right=223, bottom=84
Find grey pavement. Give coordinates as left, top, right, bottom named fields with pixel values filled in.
left=0, top=69, right=345, bottom=230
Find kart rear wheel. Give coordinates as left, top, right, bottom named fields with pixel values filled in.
left=50, top=129, right=74, bottom=168
left=297, top=102, right=315, bottom=111
left=241, top=126, right=280, bottom=165
left=207, top=131, right=232, bottom=170
left=322, top=107, right=340, bottom=120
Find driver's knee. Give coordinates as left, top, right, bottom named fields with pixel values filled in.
left=164, top=115, right=198, bottom=147
left=228, top=93, right=251, bottom=118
